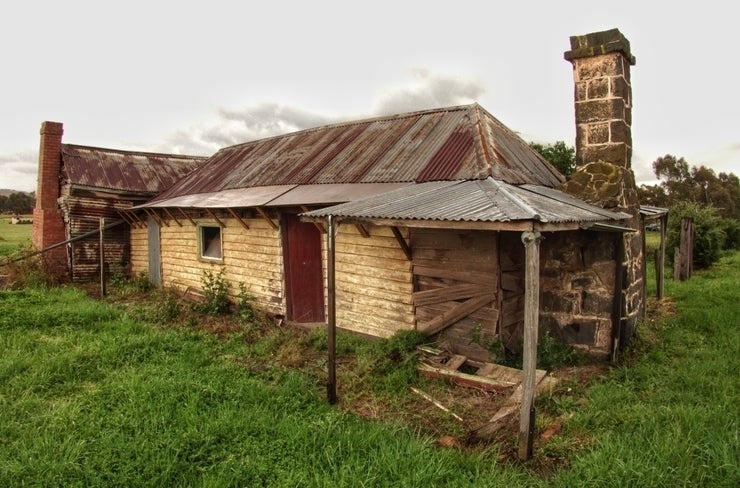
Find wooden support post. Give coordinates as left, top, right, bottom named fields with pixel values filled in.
left=675, top=217, right=693, bottom=281
left=99, top=217, right=106, bottom=297
left=657, top=213, right=667, bottom=298
left=518, top=230, right=540, bottom=461
left=327, top=215, right=338, bottom=404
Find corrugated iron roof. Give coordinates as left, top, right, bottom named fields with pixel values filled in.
left=62, top=144, right=205, bottom=194
left=302, top=177, right=631, bottom=225
left=136, top=182, right=411, bottom=209
left=151, top=104, right=565, bottom=203
left=639, top=205, right=669, bottom=218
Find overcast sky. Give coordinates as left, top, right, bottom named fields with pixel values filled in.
left=1, top=0, right=737, bottom=193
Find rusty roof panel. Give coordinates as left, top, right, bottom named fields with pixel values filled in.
left=153, top=104, right=565, bottom=204
left=62, top=144, right=205, bottom=194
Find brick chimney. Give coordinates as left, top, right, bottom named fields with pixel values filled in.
left=32, top=121, right=68, bottom=279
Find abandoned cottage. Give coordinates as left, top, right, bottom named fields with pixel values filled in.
left=32, top=29, right=647, bottom=360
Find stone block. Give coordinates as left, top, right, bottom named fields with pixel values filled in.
left=582, top=290, right=613, bottom=315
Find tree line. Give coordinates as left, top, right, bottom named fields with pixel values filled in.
left=0, top=192, right=35, bottom=214
left=531, top=143, right=740, bottom=269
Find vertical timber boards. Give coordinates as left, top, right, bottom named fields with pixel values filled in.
left=411, top=228, right=499, bottom=361
left=499, top=231, right=525, bottom=351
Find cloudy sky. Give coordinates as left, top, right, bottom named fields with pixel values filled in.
left=1, top=1, right=737, bottom=193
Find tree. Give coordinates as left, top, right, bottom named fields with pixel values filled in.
left=639, top=154, right=740, bottom=219
left=529, top=141, right=575, bottom=177
left=0, top=192, right=35, bottom=214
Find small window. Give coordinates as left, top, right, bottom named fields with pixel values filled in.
left=199, top=225, right=223, bottom=261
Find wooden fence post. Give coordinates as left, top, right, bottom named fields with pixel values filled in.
left=99, top=217, right=106, bottom=297
left=674, top=217, right=693, bottom=281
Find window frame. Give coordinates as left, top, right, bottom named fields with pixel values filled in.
left=198, top=223, right=224, bottom=262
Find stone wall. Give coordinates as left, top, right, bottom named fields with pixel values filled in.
left=540, top=231, right=617, bottom=358
left=563, top=29, right=645, bottom=353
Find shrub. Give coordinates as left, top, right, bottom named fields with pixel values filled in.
left=667, top=202, right=726, bottom=268
left=196, top=268, right=230, bottom=315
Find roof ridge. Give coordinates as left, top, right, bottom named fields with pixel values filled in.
left=216, top=103, right=479, bottom=153
left=63, top=143, right=206, bottom=160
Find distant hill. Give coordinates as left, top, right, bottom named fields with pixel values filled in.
left=0, top=189, right=33, bottom=197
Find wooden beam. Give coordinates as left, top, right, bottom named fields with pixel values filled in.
left=144, top=208, right=166, bottom=227
left=355, top=224, right=370, bottom=238
left=227, top=208, right=250, bottom=231
left=413, top=265, right=496, bottom=286
left=391, top=226, right=412, bottom=260
left=301, top=206, right=326, bottom=234
left=163, top=208, right=182, bottom=227
left=256, top=207, right=278, bottom=231
left=205, top=208, right=225, bottom=227
left=117, top=210, right=138, bottom=228
left=413, top=283, right=490, bottom=306
left=519, top=230, right=541, bottom=461
left=418, top=294, right=495, bottom=336
left=99, top=217, right=106, bottom=297
left=177, top=207, right=196, bottom=227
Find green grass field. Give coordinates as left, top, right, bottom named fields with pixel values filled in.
left=0, top=215, right=32, bottom=257
left=1, top=252, right=738, bottom=486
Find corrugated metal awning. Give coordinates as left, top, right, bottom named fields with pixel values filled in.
left=266, top=183, right=411, bottom=206
left=302, top=177, right=631, bottom=225
left=640, top=205, right=669, bottom=219
left=136, top=185, right=296, bottom=208
left=132, top=183, right=411, bottom=209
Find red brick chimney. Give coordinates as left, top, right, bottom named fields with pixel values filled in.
left=32, top=121, right=68, bottom=278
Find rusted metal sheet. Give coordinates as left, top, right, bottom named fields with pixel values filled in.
left=153, top=104, right=565, bottom=204
left=61, top=144, right=204, bottom=193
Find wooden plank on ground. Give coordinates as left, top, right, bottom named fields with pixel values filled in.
left=444, top=354, right=468, bottom=371
left=418, top=362, right=513, bottom=392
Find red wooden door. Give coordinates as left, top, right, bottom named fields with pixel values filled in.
left=283, top=213, right=324, bottom=323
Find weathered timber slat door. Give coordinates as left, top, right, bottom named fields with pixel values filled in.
left=411, top=228, right=499, bottom=361
left=147, top=215, right=162, bottom=288
left=283, top=213, right=325, bottom=323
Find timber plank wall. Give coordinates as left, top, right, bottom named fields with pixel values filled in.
left=334, top=225, right=415, bottom=338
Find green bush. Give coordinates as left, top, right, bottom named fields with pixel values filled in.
left=195, top=268, right=230, bottom=315
left=667, top=201, right=726, bottom=268
left=721, top=218, right=740, bottom=250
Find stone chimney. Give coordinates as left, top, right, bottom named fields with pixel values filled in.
left=32, top=121, right=68, bottom=279
left=561, top=28, right=644, bottom=352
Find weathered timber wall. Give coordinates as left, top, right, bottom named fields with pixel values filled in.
left=157, top=215, right=285, bottom=315
left=411, top=228, right=499, bottom=361
left=334, top=225, right=414, bottom=338
left=499, top=231, right=525, bottom=352
left=59, top=186, right=137, bottom=282
left=539, top=230, right=616, bottom=358
left=130, top=225, right=148, bottom=276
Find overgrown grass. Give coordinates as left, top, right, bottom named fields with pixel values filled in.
left=2, top=252, right=738, bottom=486
left=548, top=252, right=740, bottom=487
left=0, top=287, right=530, bottom=486
left=0, top=216, right=32, bottom=258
